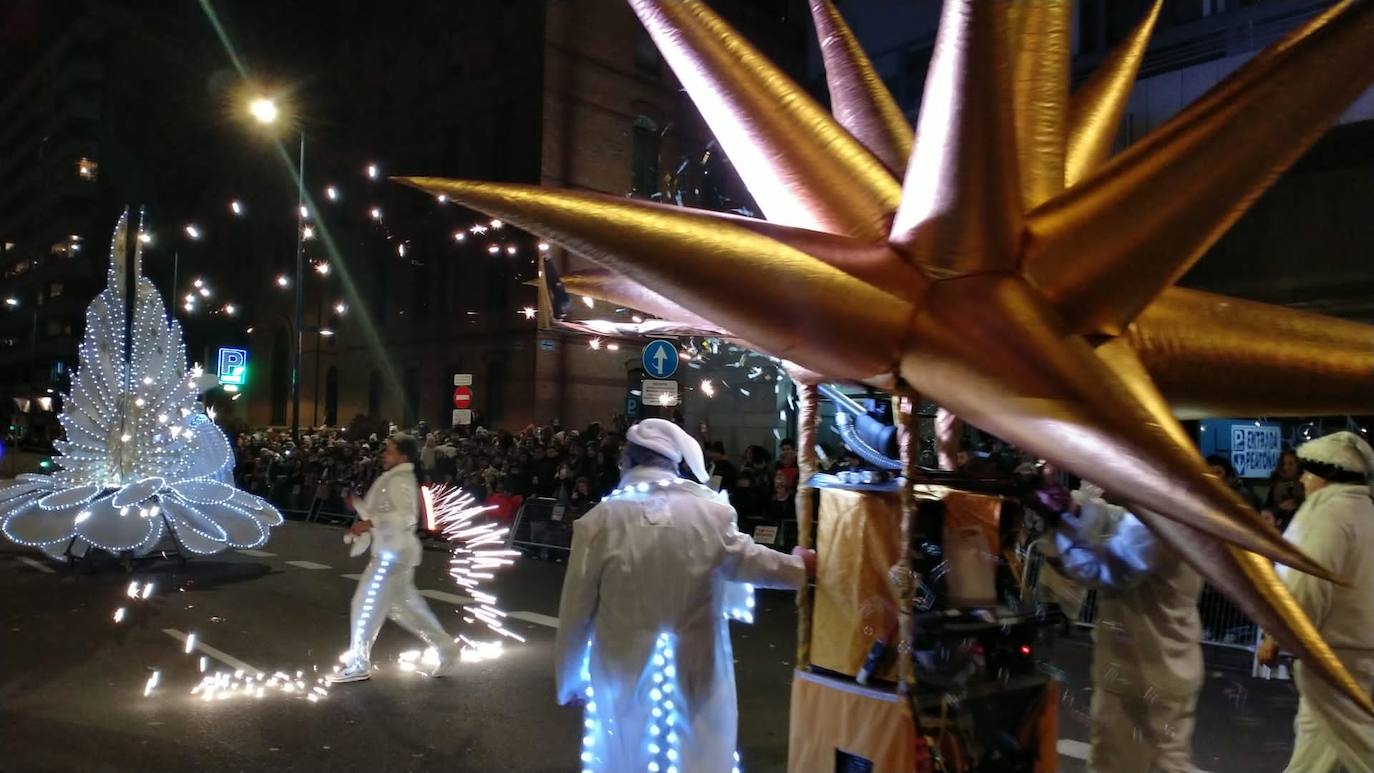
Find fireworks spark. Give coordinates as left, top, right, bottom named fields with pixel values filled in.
left=425, top=484, right=523, bottom=651
left=190, top=669, right=331, bottom=704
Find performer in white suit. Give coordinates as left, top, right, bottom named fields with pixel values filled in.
left=328, top=434, right=460, bottom=684
left=556, top=419, right=814, bottom=773
left=1259, top=431, right=1374, bottom=773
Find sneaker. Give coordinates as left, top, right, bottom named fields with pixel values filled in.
left=326, top=662, right=372, bottom=684
left=422, top=644, right=463, bottom=678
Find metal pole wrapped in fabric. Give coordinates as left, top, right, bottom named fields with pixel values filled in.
left=894, top=395, right=919, bottom=695
left=795, top=383, right=819, bottom=668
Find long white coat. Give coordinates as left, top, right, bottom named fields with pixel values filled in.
left=1278, top=483, right=1374, bottom=773
left=1041, top=492, right=1203, bottom=773
left=556, top=465, right=806, bottom=773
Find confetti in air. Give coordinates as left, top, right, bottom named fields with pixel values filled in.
left=424, top=484, right=524, bottom=651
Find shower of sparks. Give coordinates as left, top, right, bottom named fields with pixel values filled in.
left=191, top=669, right=331, bottom=704
left=113, top=607, right=127, bottom=623
left=143, top=670, right=161, bottom=697
left=425, top=484, right=524, bottom=651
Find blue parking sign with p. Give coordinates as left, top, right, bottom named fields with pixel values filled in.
left=217, top=347, right=248, bottom=386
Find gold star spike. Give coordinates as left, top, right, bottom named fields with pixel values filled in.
left=399, top=0, right=1374, bottom=712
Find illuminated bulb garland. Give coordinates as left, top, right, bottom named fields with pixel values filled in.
left=0, top=211, right=283, bottom=559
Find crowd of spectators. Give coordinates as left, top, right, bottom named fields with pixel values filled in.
left=231, top=418, right=807, bottom=536
left=233, top=413, right=1303, bottom=559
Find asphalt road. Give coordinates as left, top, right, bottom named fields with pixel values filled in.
left=0, top=518, right=1303, bottom=772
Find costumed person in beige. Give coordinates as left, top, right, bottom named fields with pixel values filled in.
left=327, top=434, right=460, bottom=683
left=1036, top=482, right=1203, bottom=773
left=1258, top=430, right=1374, bottom=773
left=555, top=418, right=815, bottom=773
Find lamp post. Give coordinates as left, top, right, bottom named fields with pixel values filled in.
left=249, top=96, right=307, bottom=441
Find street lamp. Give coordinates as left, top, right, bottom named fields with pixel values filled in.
left=247, top=94, right=307, bottom=441
left=248, top=97, right=279, bottom=125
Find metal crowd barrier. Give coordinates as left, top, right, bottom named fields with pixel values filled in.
left=507, top=497, right=575, bottom=557
left=1020, top=543, right=1259, bottom=652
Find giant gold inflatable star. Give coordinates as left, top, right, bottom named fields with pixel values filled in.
left=403, top=0, right=1374, bottom=711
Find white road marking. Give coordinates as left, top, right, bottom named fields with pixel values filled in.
left=235, top=549, right=276, bottom=557
left=162, top=629, right=264, bottom=678
left=507, top=611, right=559, bottom=629
left=283, top=560, right=331, bottom=570
left=420, top=590, right=475, bottom=606
left=17, top=556, right=55, bottom=574
left=1057, top=740, right=1091, bottom=760
left=339, top=573, right=363, bottom=581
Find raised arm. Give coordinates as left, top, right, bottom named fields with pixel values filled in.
left=1041, top=499, right=1164, bottom=591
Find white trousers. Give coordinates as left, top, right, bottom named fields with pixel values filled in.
left=1088, top=679, right=1199, bottom=773
left=1284, top=654, right=1374, bottom=773
left=347, top=555, right=451, bottom=666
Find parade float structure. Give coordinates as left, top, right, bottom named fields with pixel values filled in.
left=402, top=0, right=1374, bottom=768
left=0, top=211, right=283, bottom=562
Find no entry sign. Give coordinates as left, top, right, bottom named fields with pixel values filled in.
left=452, top=385, right=473, bottom=409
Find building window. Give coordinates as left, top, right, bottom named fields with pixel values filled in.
left=270, top=328, right=289, bottom=425
left=47, top=282, right=63, bottom=299
left=634, top=25, right=660, bottom=77
left=402, top=365, right=420, bottom=427
left=76, top=157, right=98, bottom=181
left=368, top=369, right=382, bottom=417
left=486, top=358, right=508, bottom=423
left=324, top=366, right=339, bottom=426
left=631, top=115, right=660, bottom=198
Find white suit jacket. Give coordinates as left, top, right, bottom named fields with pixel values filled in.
left=353, top=462, right=423, bottom=567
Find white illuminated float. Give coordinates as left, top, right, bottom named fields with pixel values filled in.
left=0, top=211, right=282, bottom=560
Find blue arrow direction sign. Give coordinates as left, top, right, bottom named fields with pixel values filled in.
left=642, top=340, right=679, bottom=379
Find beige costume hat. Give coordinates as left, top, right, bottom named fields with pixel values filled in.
left=626, top=418, right=708, bottom=483
left=1296, top=430, right=1374, bottom=481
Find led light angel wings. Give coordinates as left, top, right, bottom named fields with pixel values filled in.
left=0, top=211, right=282, bottom=559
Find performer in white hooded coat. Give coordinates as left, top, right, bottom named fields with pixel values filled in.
left=556, top=419, right=813, bottom=773
left=1260, top=430, right=1374, bottom=773
left=1037, top=484, right=1203, bottom=773
left=328, top=434, right=460, bottom=683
